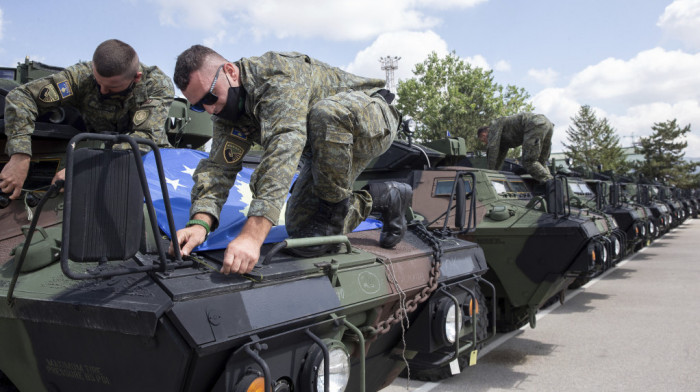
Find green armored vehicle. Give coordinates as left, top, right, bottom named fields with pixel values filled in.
left=0, top=60, right=494, bottom=391
left=565, top=173, right=648, bottom=254
left=359, top=135, right=616, bottom=335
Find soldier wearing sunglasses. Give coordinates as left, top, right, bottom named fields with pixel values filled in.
left=171, top=45, right=411, bottom=275
left=1, top=39, right=174, bottom=199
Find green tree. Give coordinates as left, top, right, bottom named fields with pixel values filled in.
left=396, top=51, right=533, bottom=152
left=635, top=119, right=700, bottom=188
left=562, top=105, right=629, bottom=174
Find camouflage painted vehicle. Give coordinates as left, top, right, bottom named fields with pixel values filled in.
left=358, top=136, right=613, bottom=334
left=651, top=184, right=685, bottom=229
left=0, top=63, right=493, bottom=391
left=563, top=174, right=647, bottom=254
left=623, top=182, right=672, bottom=236
left=674, top=187, right=697, bottom=221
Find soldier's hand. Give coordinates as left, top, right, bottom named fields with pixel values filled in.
left=51, top=169, right=66, bottom=191
left=0, top=153, right=31, bottom=199
left=170, top=225, right=207, bottom=257
left=221, top=235, right=261, bottom=275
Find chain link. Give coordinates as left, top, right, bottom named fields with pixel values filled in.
left=371, top=223, right=444, bottom=335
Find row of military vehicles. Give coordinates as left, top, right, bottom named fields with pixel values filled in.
left=0, top=59, right=697, bottom=392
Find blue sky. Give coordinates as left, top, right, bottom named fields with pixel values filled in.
left=1, top=0, right=699, bottom=157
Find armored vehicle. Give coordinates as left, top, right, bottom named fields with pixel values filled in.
left=567, top=175, right=647, bottom=254
left=651, top=184, right=685, bottom=229
left=0, top=62, right=493, bottom=391
left=358, top=136, right=615, bottom=336
left=619, top=180, right=670, bottom=237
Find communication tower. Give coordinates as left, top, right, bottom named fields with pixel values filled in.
left=379, top=56, right=401, bottom=94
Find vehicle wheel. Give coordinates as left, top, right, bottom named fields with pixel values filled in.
left=403, top=286, right=490, bottom=381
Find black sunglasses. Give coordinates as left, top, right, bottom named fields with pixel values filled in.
left=190, top=64, right=224, bottom=112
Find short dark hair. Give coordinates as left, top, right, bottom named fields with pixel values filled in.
left=93, top=39, right=139, bottom=78
left=477, top=126, right=489, bottom=137
left=174, top=45, right=226, bottom=91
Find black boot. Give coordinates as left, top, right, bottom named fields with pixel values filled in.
left=285, top=198, right=349, bottom=258
left=366, top=181, right=413, bottom=248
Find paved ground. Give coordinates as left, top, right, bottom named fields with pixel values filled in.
left=385, top=219, right=700, bottom=392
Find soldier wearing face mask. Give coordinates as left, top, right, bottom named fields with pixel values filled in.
left=171, top=45, right=411, bottom=275
left=0, top=39, right=174, bottom=199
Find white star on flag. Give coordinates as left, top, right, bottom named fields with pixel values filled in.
left=166, top=177, right=183, bottom=191
left=182, top=165, right=196, bottom=176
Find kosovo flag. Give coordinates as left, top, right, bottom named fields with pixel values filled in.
left=143, top=148, right=381, bottom=252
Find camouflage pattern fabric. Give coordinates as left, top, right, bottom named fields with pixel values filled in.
left=4, top=61, right=173, bottom=155
left=189, top=51, right=400, bottom=233
left=487, top=113, right=553, bottom=182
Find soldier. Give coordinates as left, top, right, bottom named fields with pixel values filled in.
left=0, top=39, right=174, bottom=199
left=171, top=45, right=411, bottom=274
left=477, top=113, right=554, bottom=182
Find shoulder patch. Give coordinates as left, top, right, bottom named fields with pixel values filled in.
left=231, top=129, right=248, bottom=140
left=38, top=84, right=60, bottom=103
left=56, top=80, right=73, bottom=98
left=223, top=141, right=244, bottom=163
left=133, top=109, right=150, bottom=126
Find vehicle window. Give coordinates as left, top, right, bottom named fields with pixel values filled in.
left=490, top=179, right=509, bottom=194
left=434, top=178, right=473, bottom=196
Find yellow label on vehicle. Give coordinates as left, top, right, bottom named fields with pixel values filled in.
left=469, top=350, right=478, bottom=366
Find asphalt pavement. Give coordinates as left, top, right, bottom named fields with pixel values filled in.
left=385, top=218, right=700, bottom=392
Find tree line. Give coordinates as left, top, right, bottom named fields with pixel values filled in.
left=395, top=51, right=700, bottom=188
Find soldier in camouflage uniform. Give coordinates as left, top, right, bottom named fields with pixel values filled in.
left=477, top=113, right=554, bottom=182
left=0, top=39, right=173, bottom=199
left=171, top=45, right=411, bottom=274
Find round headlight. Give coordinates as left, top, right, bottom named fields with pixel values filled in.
left=300, top=341, right=351, bottom=392
left=602, top=244, right=608, bottom=263
left=444, top=303, right=462, bottom=344
left=649, top=222, right=655, bottom=236
left=317, top=346, right=351, bottom=392
left=640, top=224, right=646, bottom=236
left=614, top=238, right=621, bottom=256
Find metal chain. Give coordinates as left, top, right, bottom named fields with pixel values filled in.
left=372, top=223, right=444, bottom=335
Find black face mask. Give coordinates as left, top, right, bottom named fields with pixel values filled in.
left=98, top=81, right=135, bottom=101
left=216, top=78, right=246, bottom=122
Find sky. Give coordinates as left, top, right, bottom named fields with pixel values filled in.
left=1, top=0, right=699, bottom=157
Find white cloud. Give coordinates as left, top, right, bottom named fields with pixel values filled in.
left=151, top=0, right=484, bottom=42
left=528, top=67, right=558, bottom=86
left=0, top=8, right=4, bottom=41
left=568, top=48, right=700, bottom=106
left=344, top=30, right=449, bottom=82
left=415, top=0, right=488, bottom=10
left=657, top=0, right=700, bottom=49
left=533, top=47, right=700, bottom=158
left=494, top=60, right=511, bottom=72
left=464, top=54, right=489, bottom=70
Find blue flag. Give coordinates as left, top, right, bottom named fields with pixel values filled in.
left=143, top=148, right=381, bottom=251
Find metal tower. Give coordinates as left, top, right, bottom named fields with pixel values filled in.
left=379, top=56, right=401, bottom=94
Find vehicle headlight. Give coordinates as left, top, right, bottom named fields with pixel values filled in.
left=640, top=224, right=646, bottom=236
left=602, top=244, right=608, bottom=263
left=649, top=222, right=655, bottom=235
left=613, top=237, right=621, bottom=256
left=444, top=302, right=462, bottom=344
left=317, top=346, right=350, bottom=392
left=301, top=341, right=351, bottom=392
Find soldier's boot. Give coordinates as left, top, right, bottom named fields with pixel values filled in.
left=285, top=198, right=349, bottom=258
left=366, top=181, right=413, bottom=248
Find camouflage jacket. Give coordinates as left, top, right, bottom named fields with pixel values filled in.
left=190, top=51, right=386, bottom=229
left=4, top=61, right=173, bottom=156
left=486, top=113, right=552, bottom=170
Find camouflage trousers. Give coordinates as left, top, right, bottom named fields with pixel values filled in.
left=521, top=115, right=553, bottom=182
left=285, top=90, right=400, bottom=237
